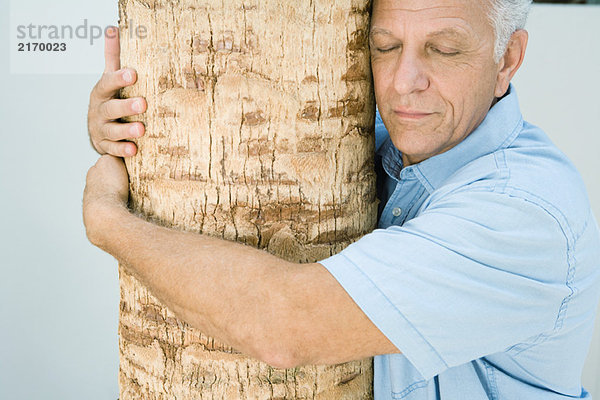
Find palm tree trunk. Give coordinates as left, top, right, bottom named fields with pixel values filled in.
left=118, top=0, right=377, bottom=398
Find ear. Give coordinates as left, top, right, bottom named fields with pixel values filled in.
left=494, top=29, right=528, bottom=98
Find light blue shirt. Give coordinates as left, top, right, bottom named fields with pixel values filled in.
left=320, top=85, right=600, bottom=399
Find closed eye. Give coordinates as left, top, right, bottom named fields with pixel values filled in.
left=375, top=46, right=400, bottom=54
left=430, top=46, right=460, bottom=56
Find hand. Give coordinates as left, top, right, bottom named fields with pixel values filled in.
left=87, top=26, right=147, bottom=157
left=83, top=155, right=130, bottom=246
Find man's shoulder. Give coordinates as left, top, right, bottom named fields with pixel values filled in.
left=436, top=121, right=592, bottom=239
left=503, top=120, right=591, bottom=239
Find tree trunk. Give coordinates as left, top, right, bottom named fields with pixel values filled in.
left=118, top=0, right=377, bottom=398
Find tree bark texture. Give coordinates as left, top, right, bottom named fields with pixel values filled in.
left=118, top=0, right=377, bottom=398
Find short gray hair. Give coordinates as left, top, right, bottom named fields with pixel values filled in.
left=487, top=0, right=532, bottom=62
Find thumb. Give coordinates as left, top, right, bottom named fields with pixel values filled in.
left=104, top=26, right=121, bottom=72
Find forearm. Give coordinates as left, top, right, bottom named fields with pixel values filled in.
left=92, top=204, right=296, bottom=365
left=84, top=156, right=399, bottom=369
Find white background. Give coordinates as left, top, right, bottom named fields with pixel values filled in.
left=0, top=1, right=598, bottom=399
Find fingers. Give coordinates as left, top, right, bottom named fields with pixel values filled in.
left=90, top=102, right=145, bottom=157
left=88, top=76, right=146, bottom=157
left=97, top=139, right=138, bottom=158
left=93, top=68, right=137, bottom=101
left=89, top=29, right=146, bottom=159
left=98, top=97, right=147, bottom=121
left=103, top=121, right=145, bottom=142
left=104, top=26, right=121, bottom=72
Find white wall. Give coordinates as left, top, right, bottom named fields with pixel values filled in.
left=513, top=4, right=600, bottom=398
left=0, top=1, right=598, bottom=399
left=0, top=0, right=120, bottom=399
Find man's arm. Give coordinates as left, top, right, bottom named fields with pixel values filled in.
left=83, top=155, right=400, bottom=369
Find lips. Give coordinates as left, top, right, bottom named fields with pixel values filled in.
left=393, top=107, right=434, bottom=120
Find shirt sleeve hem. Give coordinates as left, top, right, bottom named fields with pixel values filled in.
left=319, top=252, right=448, bottom=381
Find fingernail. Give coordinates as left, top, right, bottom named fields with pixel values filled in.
left=132, top=100, right=142, bottom=113
left=123, top=70, right=133, bottom=83
left=130, top=125, right=140, bottom=136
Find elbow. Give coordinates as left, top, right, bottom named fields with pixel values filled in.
left=261, top=349, right=301, bottom=370
left=234, top=324, right=302, bottom=369
left=255, top=334, right=304, bottom=370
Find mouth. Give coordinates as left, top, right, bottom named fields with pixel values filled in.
left=393, top=108, right=434, bottom=120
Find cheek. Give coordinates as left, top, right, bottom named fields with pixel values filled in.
left=372, top=74, right=385, bottom=105
left=430, top=63, right=496, bottom=118
left=434, top=82, right=494, bottom=144
left=372, top=60, right=394, bottom=98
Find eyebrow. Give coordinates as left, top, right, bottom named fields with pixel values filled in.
left=370, top=27, right=392, bottom=38
left=426, top=27, right=470, bottom=41
left=369, top=26, right=470, bottom=42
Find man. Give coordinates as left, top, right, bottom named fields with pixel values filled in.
left=84, top=0, right=600, bottom=398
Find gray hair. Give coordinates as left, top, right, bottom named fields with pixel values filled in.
left=487, top=0, right=532, bottom=62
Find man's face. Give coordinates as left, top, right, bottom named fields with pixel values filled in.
left=370, top=0, right=502, bottom=166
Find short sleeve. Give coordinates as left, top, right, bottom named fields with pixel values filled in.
left=319, top=189, right=571, bottom=380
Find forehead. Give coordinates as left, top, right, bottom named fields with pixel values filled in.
left=371, top=0, right=493, bottom=40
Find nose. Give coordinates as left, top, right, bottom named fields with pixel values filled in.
left=392, top=49, right=430, bottom=95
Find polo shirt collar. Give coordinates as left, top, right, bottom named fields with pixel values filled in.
left=381, top=84, right=524, bottom=193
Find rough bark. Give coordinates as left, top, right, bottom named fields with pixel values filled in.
left=118, top=0, right=377, bottom=398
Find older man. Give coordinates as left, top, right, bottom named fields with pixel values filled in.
left=84, top=0, right=600, bottom=398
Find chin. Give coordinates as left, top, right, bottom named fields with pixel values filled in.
left=388, top=129, right=447, bottom=163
